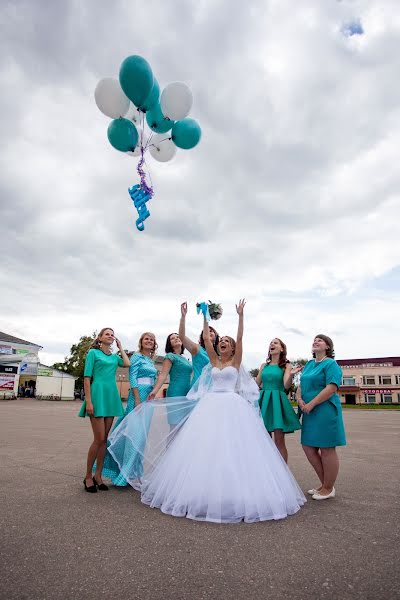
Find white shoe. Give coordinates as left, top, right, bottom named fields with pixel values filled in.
left=307, top=488, right=321, bottom=495
left=312, top=488, right=336, bottom=500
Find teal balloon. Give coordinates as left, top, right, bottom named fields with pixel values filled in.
left=107, top=118, right=138, bottom=152
left=119, top=55, right=153, bottom=107
left=172, top=118, right=202, bottom=150
left=146, top=103, right=173, bottom=133
left=139, top=78, right=160, bottom=112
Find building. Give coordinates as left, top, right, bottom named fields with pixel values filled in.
left=0, top=331, right=76, bottom=400
left=337, top=357, right=400, bottom=404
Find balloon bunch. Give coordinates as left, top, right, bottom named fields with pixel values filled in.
left=94, top=55, right=202, bottom=231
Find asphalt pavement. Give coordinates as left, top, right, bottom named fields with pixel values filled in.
left=0, top=400, right=399, bottom=600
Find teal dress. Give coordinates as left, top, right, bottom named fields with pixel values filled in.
left=300, top=358, right=346, bottom=448
left=165, top=352, right=193, bottom=425
left=259, top=363, right=301, bottom=433
left=78, top=349, right=124, bottom=418
left=192, top=346, right=209, bottom=383
left=102, top=353, right=157, bottom=485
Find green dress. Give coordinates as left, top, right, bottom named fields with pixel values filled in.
left=192, top=346, right=209, bottom=383
left=300, top=358, right=346, bottom=448
left=165, top=352, right=193, bottom=426
left=78, top=349, right=124, bottom=418
left=259, top=363, right=301, bottom=433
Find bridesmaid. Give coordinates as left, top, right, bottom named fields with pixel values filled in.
left=178, top=302, right=220, bottom=383
left=79, top=328, right=130, bottom=493
left=256, top=338, right=302, bottom=462
left=298, top=334, right=346, bottom=500
left=148, top=333, right=193, bottom=429
left=102, top=332, right=158, bottom=486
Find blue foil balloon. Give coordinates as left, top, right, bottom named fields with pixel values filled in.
left=107, top=118, right=138, bottom=152
left=119, top=55, right=153, bottom=107
left=172, top=118, right=201, bottom=149
left=139, top=78, right=160, bottom=112
left=146, top=103, right=173, bottom=133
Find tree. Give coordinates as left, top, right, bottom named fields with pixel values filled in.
left=249, top=368, right=259, bottom=378
left=52, top=333, right=96, bottom=390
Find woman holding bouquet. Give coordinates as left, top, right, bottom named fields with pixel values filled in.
left=178, top=302, right=220, bottom=382
left=107, top=300, right=305, bottom=523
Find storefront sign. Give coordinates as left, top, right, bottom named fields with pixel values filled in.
left=0, top=375, right=15, bottom=390
left=0, top=345, right=12, bottom=354
left=20, top=362, right=38, bottom=376
left=343, top=363, right=393, bottom=369
left=363, top=389, right=393, bottom=394
left=0, top=365, right=18, bottom=374
left=16, top=349, right=30, bottom=355
left=38, top=367, right=53, bottom=377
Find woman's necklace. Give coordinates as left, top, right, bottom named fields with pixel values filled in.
left=315, top=356, right=328, bottom=364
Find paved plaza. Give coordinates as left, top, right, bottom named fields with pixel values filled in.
left=0, top=400, right=399, bottom=600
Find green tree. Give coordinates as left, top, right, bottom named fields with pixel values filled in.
left=52, top=333, right=96, bottom=390
left=249, top=368, right=259, bottom=378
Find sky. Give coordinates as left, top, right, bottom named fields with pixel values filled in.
left=1, top=0, right=399, bottom=370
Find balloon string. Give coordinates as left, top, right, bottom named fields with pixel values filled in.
left=137, top=147, right=153, bottom=197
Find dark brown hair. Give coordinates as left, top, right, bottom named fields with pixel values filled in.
left=312, top=334, right=335, bottom=358
left=138, top=332, right=158, bottom=359
left=199, top=327, right=220, bottom=352
left=165, top=333, right=184, bottom=355
left=267, top=338, right=289, bottom=370
left=90, top=328, right=114, bottom=350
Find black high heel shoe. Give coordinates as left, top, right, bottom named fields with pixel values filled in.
left=83, top=477, right=97, bottom=493
left=93, top=476, right=109, bottom=491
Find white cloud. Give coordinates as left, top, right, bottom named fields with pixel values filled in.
left=1, top=0, right=399, bottom=369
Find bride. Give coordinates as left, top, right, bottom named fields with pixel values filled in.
left=107, top=300, right=306, bottom=523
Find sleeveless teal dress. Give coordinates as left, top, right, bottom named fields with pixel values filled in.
left=259, top=364, right=301, bottom=433
left=300, top=358, right=346, bottom=448
left=102, top=353, right=157, bottom=485
left=165, top=352, right=193, bottom=425
left=78, top=349, right=125, bottom=418
left=192, top=346, right=209, bottom=383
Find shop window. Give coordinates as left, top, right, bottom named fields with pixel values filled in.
left=343, top=377, right=356, bottom=385
left=382, top=394, right=392, bottom=403
left=363, top=376, right=375, bottom=385
left=395, top=375, right=400, bottom=385
left=379, top=375, right=392, bottom=385
left=364, top=394, right=376, bottom=404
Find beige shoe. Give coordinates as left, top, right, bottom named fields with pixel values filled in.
left=312, top=487, right=336, bottom=500
left=307, top=488, right=320, bottom=495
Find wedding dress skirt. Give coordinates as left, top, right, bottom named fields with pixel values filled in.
left=108, top=366, right=305, bottom=523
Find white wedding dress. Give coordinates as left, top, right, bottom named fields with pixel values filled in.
left=116, top=366, right=306, bottom=523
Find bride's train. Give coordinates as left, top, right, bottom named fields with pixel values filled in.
left=108, top=365, right=306, bottom=523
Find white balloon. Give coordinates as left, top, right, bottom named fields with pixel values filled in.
left=126, top=133, right=148, bottom=157
left=125, top=103, right=142, bottom=125
left=149, top=134, right=177, bottom=162
left=94, top=78, right=130, bottom=119
left=160, top=82, right=193, bottom=121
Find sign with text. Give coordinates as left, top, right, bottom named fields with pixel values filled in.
left=0, top=365, right=18, bottom=374
left=0, top=375, right=15, bottom=390
left=0, top=345, right=12, bottom=355
left=37, top=367, right=53, bottom=377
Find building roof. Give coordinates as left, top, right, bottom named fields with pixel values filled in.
left=0, top=331, right=42, bottom=348
left=337, top=357, right=400, bottom=367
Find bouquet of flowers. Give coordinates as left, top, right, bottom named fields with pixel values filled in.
left=196, top=300, right=223, bottom=321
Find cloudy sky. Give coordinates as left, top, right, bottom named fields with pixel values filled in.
left=1, top=0, right=399, bottom=369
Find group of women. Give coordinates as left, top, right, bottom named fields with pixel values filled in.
left=79, top=301, right=346, bottom=523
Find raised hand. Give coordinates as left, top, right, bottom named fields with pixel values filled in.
left=181, top=302, right=188, bottom=317
left=235, top=299, right=246, bottom=316
left=115, top=337, right=123, bottom=351
left=290, top=365, right=303, bottom=377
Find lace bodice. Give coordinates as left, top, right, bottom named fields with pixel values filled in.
left=211, top=366, right=238, bottom=392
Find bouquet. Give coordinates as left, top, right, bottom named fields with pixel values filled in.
left=196, top=300, right=223, bottom=321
